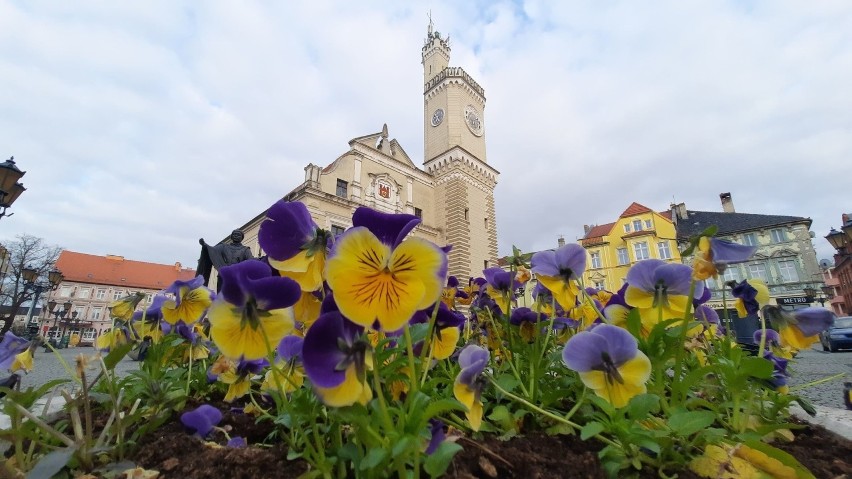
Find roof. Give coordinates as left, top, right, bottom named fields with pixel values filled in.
left=675, top=211, right=812, bottom=239
left=55, top=251, right=197, bottom=291
left=619, top=202, right=653, bottom=218
left=582, top=222, right=615, bottom=239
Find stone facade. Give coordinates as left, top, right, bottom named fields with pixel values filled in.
left=223, top=24, right=498, bottom=285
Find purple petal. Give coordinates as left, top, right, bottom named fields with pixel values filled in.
left=227, top=436, right=247, bottom=448
left=753, top=328, right=780, bottom=346
left=457, top=345, right=489, bottom=385
left=425, top=419, right=446, bottom=455
left=530, top=250, right=559, bottom=277
left=259, top=200, right=317, bottom=261
left=352, top=207, right=420, bottom=247
left=218, top=260, right=272, bottom=305
left=792, top=308, right=835, bottom=337
left=447, top=276, right=459, bottom=288
left=277, top=335, right=304, bottom=361
left=653, top=263, right=694, bottom=296
left=709, top=239, right=757, bottom=265
left=625, top=259, right=667, bottom=291
left=509, top=307, right=545, bottom=325
left=595, top=324, right=639, bottom=365
left=695, top=305, right=719, bottom=325
left=483, top=267, right=514, bottom=291
left=165, top=275, right=205, bottom=297
left=562, top=331, right=609, bottom=372
left=180, top=404, right=222, bottom=437
left=0, top=332, right=30, bottom=370
left=303, top=312, right=361, bottom=388
left=435, top=303, right=465, bottom=328
left=249, top=276, right=302, bottom=310
left=553, top=244, right=587, bottom=279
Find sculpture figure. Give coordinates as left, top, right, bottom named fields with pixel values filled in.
left=197, top=229, right=254, bottom=291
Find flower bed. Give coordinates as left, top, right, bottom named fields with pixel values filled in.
left=2, top=202, right=851, bottom=478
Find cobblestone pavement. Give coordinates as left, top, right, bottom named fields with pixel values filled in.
left=15, top=345, right=140, bottom=393
left=788, top=346, right=852, bottom=410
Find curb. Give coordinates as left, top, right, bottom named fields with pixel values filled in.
left=790, top=404, right=852, bottom=440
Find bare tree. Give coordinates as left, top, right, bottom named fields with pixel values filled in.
left=0, top=234, right=62, bottom=336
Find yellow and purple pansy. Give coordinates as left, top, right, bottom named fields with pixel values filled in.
left=0, top=332, right=30, bottom=372
left=482, top=267, right=520, bottom=315
left=324, top=207, right=448, bottom=332
left=259, top=200, right=330, bottom=292
left=562, top=324, right=651, bottom=408
left=530, top=243, right=587, bottom=311
left=761, top=306, right=834, bottom=351
left=624, top=260, right=704, bottom=329
left=262, top=335, right=305, bottom=394
left=208, top=260, right=301, bottom=360
left=411, top=302, right=465, bottom=360
left=693, top=237, right=757, bottom=280
left=161, top=275, right=214, bottom=326
left=453, top=344, right=489, bottom=431
left=108, top=291, right=146, bottom=322
left=302, top=311, right=372, bottom=407
left=729, top=278, right=770, bottom=317
left=180, top=404, right=222, bottom=437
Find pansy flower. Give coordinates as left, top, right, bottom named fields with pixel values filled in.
left=425, top=419, right=447, bottom=455
left=692, top=237, right=757, bottom=280
left=130, top=294, right=169, bottom=343
left=441, top=276, right=469, bottom=310
left=108, top=291, right=146, bottom=322
left=9, top=342, right=36, bottom=373
left=95, top=327, right=131, bottom=353
left=259, top=200, right=330, bottom=292
left=729, top=279, right=770, bottom=317
left=210, top=355, right=268, bottom=402
left=303, top=311, right=372, bottom=407
left=180, top=404, right=222, bottom=437
left=161, top=276, right=213, bottom=325
left=0, top=332, right=30, bottom=371
left=763, top=351, right=790, bottom=393
left=457, top=277, right=484, bottom=306
left=562, top=324, right=651, bottom=408
left=324, top=207, right=447, bottom=332
left=262, top=335, right=305, bottom=394
left=453, top=345, right=489, bottom=431
left=482, top=267, right=519, bottom=315
left=761, top=306, right=834, bottom=350
left=530, top=244, right=587, bottom=311
left=624, top=260, right=704, bottom=331
left=208, top=260, right=301, bottom=360
left=510, top=307, right=547, bottom=342
left=412, top=303, right=465, bottom=360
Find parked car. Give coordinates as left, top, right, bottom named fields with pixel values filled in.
left=820, top=315, right=852, bottom=352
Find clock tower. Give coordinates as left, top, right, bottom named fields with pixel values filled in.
left=422, top=21, right=499, bottom=280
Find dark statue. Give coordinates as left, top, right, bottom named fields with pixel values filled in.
left=197, top=229, right=254, bottom=291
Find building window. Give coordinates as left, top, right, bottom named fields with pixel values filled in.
left=47, top=327, right=61, bottom=339
left=60, top=286, right=72, bottom=298
left=112, top=290, right=124, bottom=301
left=484, top=260, right=489, bottom=269
left=464, top=208, right=469, bottom=221
left=634, top=242, right=649, bottom=260
left=590, top=252, right=601, bottom=269
left=414, top=207, right=422, bottom=219
left=721, top=266, right=740, bottom=283
left=78, top=288, right=90, bottom=299
left=632, top=220, right=643, bottom=231
left=778, top=260, right=799, bottom=282
left=96, top=289, right=106, bottom=300
left=742, top=233, right=758, bottom=246
left=770, top=228, right=785, bottom=243
left=644, top=219, right=652, bottom=229
left=82, top=328, right=96, bottom=341
left=657, top=241, right=672, bottom=260
left=91, top=307, right=102, bottom=320
left=336, top=179, right=348, bottom=198
left=330, top=225, right=345, bottom=237
left=594, top=281, right=605, bottom=290
left=146, top=293, right=153, bottom=303
left=748, top=263, right=767, bottom=281
left=616, top=248, right=629, bottom=265
left=484, top=217, right=488, bottom=229
left=623, top=224, right=630, bottom=233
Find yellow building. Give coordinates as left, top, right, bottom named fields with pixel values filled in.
left=579, top=202, right=681, bottom=291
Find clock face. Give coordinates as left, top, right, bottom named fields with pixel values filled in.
left=464, top=105, right=483, bottom=136
left=431, top=108, right=444, bottom=127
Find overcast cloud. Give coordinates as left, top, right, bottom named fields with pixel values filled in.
left=1, top=0, right=848, bottom=272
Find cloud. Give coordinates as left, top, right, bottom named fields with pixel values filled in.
left=0, top=0, right=848, bottom=274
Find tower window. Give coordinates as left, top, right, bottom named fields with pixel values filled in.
left=464, top=208, right=469, bottom=221
left=336, top=179, right=348, bottom=198
left=484, top=218, right=488, bottom=229
left=484, top=260, right=489, bottom=269
left=414, top=207, right=422, bottom=219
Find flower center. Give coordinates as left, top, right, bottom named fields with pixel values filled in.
left=652, top=280, right=668, bottom=308
left=335, top=337, right=369, bottom=379
left=600, top=352, right=624, bottom=385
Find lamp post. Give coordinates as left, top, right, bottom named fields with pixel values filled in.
left=20, top=266, right=64, bottom=340
left=45, top=300, right=73, bottom=348
left=0, top=157, right=27, bottom=220
left=60, top=311, right=78, bottom=348
left=826, top=219, right=852, bottom=315
left=802, top=286, right=827, bottom=307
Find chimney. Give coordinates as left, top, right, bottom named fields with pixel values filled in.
left=557, top=236, right=566, bottom=247
left=175, top=261, right=182, bottom=271
left=583, top=225, right=592, bottom=235
left=670, top=203, right=688, bottom=223
left=720, top=192, right=735, bottom=213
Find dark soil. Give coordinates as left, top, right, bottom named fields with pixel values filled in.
left=125, top=403, right=852, bottom=479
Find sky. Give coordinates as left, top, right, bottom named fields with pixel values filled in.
left=1, top=0, right=849, bottom=272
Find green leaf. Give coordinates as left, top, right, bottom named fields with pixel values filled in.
left=743, top=440, right=817, bottom=479
left=103, top=342, right=134, bottom=370
left=626, top=394, right=660, bottom=420
left=667, top=410, right=716, bottom=436
left=424, top=442, right=463, bottom=478
left=26, top=445, right=78, bottom=479
left=793, top=395, right=816, bottom=417
left=494, top=374, right=520, bottom=394
left=740, top=356, right=773, bottom=379
left=625, top=308, right=643, bottom=339
left=392, top=435, right=418, bottom=458
left=359, top=447, right=389, bottom=471
left=580, top=421, right=605, bottom=440
left=423, top=398, right=464, bottom=421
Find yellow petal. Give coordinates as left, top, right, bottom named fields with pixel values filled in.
left=777, top=326, right=818, bottom=350
left=453, top=382, right=482, bottom=431
left=162, top=287, right=212, bottom=325
left=314, top=365, right=370, bottom=407
left=535, top=274, right=579, bottom=311
left=208, top=300, right=294, bottom=360
left=11, top=350, right=34, bottom=373
left=224, top=379, right=251, bottom=402
left=624, top=286, right=655, bottom=309
left=270, top=250, right=326, bottom=292
left=431, top=326, right=460, bottom=360
left=326, top=229, right=444, bottom=331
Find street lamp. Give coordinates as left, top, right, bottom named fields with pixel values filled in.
left=19, top=266, right=64, bottom=340
left=802, top=286, right=826, bottom=306
left=826, top=228, right=847, bottom=251
left=45, top=300, right=73, bottom=348
left=0, top=157, right=26, bottom=220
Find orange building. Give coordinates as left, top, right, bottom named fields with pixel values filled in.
left=41, top=251, right=196, bottom=346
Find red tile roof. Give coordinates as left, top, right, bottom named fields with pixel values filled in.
left=583, top=222, right=615, bottom=239
left=619, top=202, right=653, bottom=218
left=659, top=210, right=672, bottom=220
left=55, top=251, right=197, bottom=291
